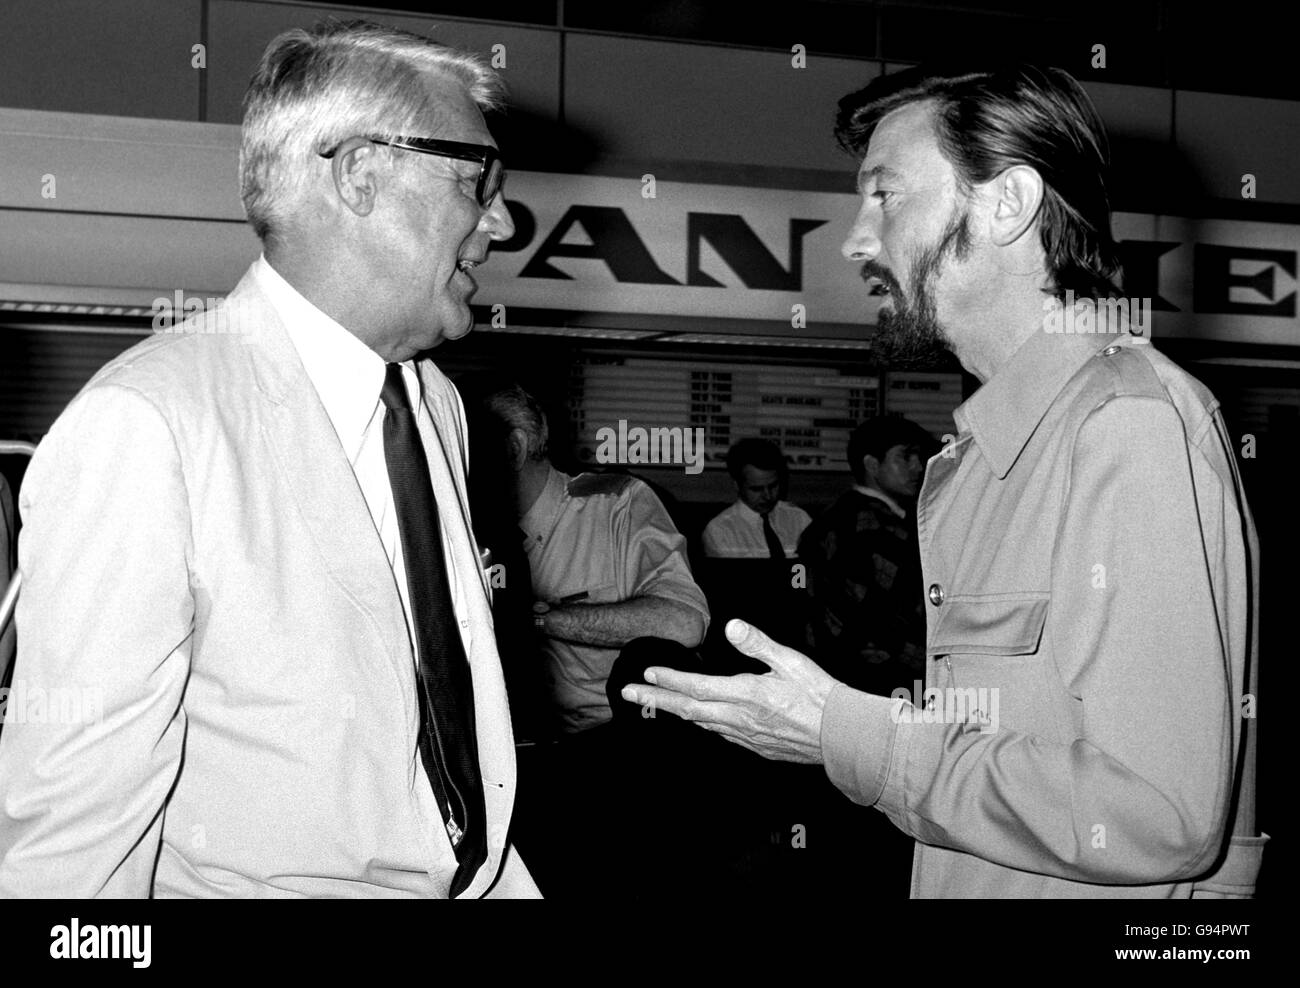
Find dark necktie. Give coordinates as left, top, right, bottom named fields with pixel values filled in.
left=762, top=512, right=786, bottom=560
left=379, top=363, right=486, bottom=897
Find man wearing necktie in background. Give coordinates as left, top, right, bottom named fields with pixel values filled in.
left=702, top=438, right=811, bottom=560
left=0, top=20, right=538, bottom=897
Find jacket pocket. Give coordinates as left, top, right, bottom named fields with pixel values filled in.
left=926, top=593, right=1070, bottom=742
left=927, top=593, right=1049, bottom=657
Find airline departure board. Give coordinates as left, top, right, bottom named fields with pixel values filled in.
left=568, top=356, right=888, bottom=472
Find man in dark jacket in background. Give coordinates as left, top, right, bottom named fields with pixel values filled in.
left=799, top=415, right=935, bottom=696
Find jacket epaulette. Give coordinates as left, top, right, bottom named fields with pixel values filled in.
left=1059, top=337, right=1168, bottom=416
left=1091, top=338, right=1167, bottom=399
left=1071, top=337, right=1219, bottom=443
left=566, top=472, right=636, bottom=498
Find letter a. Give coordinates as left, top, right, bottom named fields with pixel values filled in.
left=1042, top=297, right=1062, bottom=334
left=49, top=926, right=71, bottom=959
left=594, top=427, right=616, bottom=464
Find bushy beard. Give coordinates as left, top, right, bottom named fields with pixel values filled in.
left=862, top=209, right=973, bottom=369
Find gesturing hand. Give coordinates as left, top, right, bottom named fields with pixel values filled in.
left=620, top=618, right=838, bottom=764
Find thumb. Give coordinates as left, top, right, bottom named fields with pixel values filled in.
left=725, top=618, right=797, bottom=673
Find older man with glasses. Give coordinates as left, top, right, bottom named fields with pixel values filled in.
left=0, top=20, right=537, bottom=898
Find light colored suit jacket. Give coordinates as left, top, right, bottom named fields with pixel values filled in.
left=0, top=265, right=539, bottom=897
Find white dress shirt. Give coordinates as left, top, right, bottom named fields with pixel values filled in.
left=701, top=498, right=812, bottom=558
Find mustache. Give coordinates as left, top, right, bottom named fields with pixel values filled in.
left=859, top=262, right=900, bottom=295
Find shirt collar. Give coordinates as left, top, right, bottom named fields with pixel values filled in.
left=955, top=327, right=1125, bottom=479
left=255, top=255, right=416, bottom=461
left=852, top=484, right=906, bottom=518
left=520, top=465, right=567, bottom=545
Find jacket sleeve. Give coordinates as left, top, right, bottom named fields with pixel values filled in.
left=0, top=384, right=194, bottom=896
left=822, top=395, right=1242, bottom=885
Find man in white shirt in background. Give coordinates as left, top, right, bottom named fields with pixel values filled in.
left=702, top=438, right=811, bottom=560
left=481, top=384, right=709, bottom=735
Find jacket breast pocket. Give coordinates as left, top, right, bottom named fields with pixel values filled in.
left=926, top=594, right=1068, bottom=740
left=927, top=593, right=1049, bottom=658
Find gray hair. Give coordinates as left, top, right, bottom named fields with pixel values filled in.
left=485, top=385, right=549, bottom=462
left=239, top=19, right=505, bottom=244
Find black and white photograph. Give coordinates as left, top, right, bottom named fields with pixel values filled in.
left=0, top=0, right=1287, bottom=967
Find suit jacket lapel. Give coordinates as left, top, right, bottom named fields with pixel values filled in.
left=227, top=272, right=412, bottom=679
left=416, top=366, right=478, bottom=584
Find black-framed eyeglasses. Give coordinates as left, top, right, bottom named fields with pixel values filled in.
left=320, top=136, right=505, bottom=208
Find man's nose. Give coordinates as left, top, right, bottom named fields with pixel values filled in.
left=841, top=205, right=881, bottom=262
left=482, top=192, right=516, bottom=242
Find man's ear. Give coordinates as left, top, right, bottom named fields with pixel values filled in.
left=506, top=428, right=529, bottom=472
left=328, top=137, right=385, bottom=218
left=860, top=453, right=880, bottom=483
left=987, top=164, right=1044, bottom=248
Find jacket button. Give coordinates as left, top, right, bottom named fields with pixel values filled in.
left=1102, top=344, right=1121, bottom=356
left=928, top=583, right=945, bottom=606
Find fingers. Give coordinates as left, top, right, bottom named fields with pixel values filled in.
left=617, top=667, right=753, bottom=721
left=618, top=682, right=739, bottom=729
left=724, top=618, right=808, bottom=674
left=641, top=666, right=750, bottom=702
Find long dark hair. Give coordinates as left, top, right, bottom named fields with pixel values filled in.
left=836, top=63, right=1122, bottom=300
